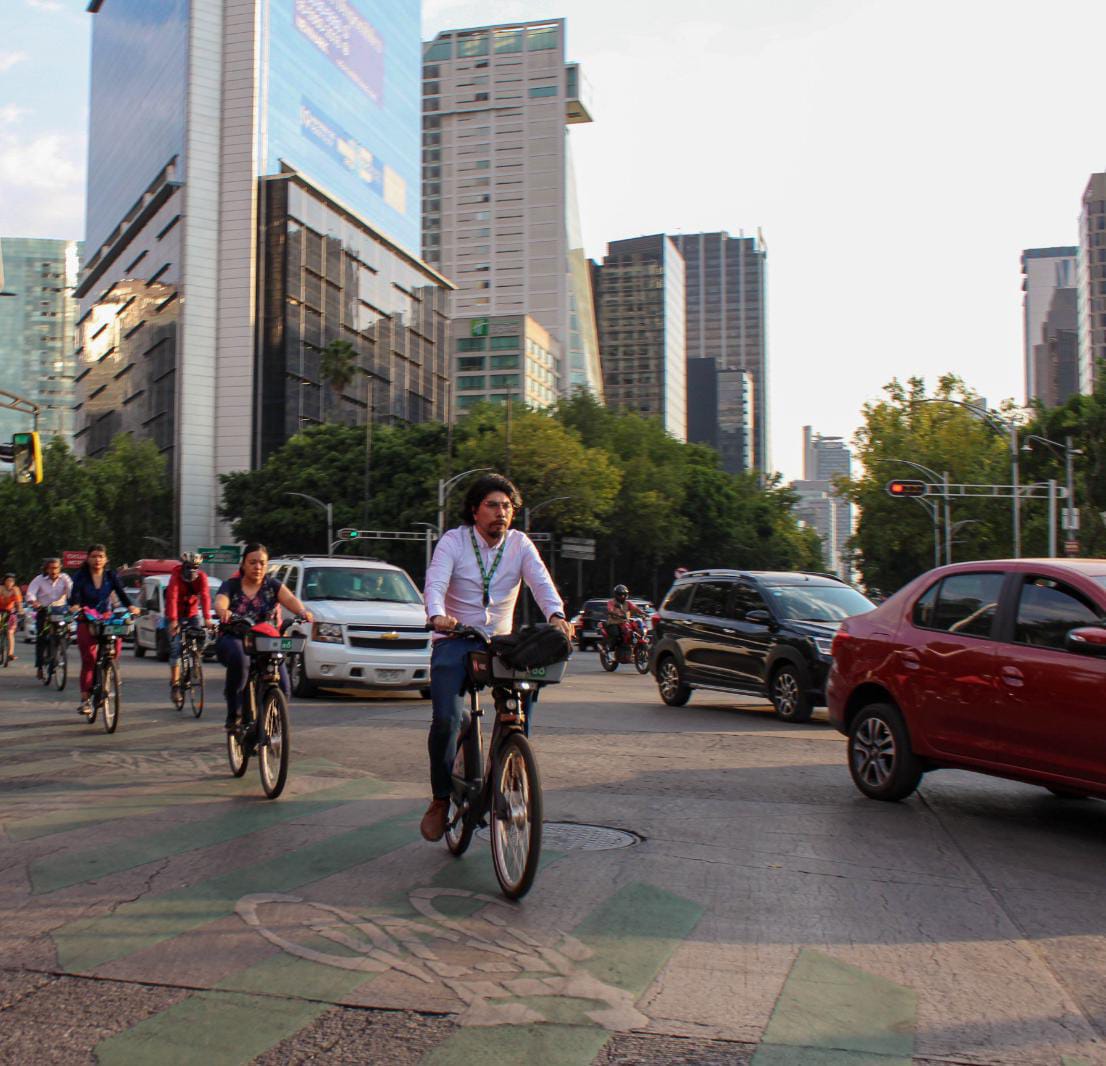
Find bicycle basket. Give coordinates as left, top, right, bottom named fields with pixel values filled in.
left=252, top=634, right=306, bottom=654
left=490, top=657, right=568, bottom=684
left=490, top=624, right=571, bottom=671
left=466, top=649, right=493, bottom=685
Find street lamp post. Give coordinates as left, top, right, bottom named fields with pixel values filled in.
left=412, top=521, right=438, bottom=574
left=1024, top=434, right=1082, bottom=555
left=919, top=397, right=1021, bottom=556
left=880, top=458, right=947, bottom=566
left=437, top=467, right=492, bottom=538
left=522, top=495, right=572, bottom=624
left=284, top=492, right=333, bottom=556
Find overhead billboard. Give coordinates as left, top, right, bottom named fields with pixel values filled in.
left=262, top=0, right=421, bottom=253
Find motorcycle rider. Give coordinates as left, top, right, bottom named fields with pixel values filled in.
left=604, top=585, right=644, bottom=650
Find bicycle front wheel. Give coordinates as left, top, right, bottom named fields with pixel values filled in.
left=258, top=687, right=290, bottom=799
left=490, top=732, right=542, bottom=900
left=189, top=657, right=204, bottom=718
left=445, top=730, right=476, bottom=857
left=102, top=661, right=120, bottom=734
left=53, top=641, right=68, bottom=691
left=634, top=643, right=650, bottom=674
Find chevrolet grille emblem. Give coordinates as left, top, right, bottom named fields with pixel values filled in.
left=381, top=631, right=399, bottom=640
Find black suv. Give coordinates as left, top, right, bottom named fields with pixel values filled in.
left=649, top=570, right=874, bottom=721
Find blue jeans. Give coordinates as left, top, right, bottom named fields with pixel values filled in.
left=169, top=614, right=203, bottom=667
left=428, top=636, right=539, bottom=798
left=216, top=634, right=289, bottom=727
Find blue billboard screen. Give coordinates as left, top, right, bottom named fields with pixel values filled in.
left=263, top=0, right=421, bottom=253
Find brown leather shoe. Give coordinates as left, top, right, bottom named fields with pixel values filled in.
left=420, top=798, right=450, bottom=842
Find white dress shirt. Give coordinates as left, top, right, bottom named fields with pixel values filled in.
left=27, top=572, right=73, bottom=608
left=424, top=526, right=564, bottom=638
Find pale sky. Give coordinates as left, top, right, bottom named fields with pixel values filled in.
left=2, top=0, right=1104, bottom=480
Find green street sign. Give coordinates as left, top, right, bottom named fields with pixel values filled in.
left=470, top=318, right=489, bottom=337
left=199, top=547, right=239, bottom=564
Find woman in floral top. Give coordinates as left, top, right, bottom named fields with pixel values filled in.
left=214, top=542, right=312, bottom=732
left=0, top=573, right=23, bottom=662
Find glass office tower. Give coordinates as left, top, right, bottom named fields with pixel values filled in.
left=77, top=0, right=448, bottom=550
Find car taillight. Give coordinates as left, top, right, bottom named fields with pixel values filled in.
left=831, top=630, right=852, bottom=656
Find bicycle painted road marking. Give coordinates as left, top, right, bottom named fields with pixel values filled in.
left=751, top=949, right=916, bottom=1066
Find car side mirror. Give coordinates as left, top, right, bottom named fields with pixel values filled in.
left=1066, top=626, right=1106, bottom=656
left=746, top=609, right=773, bottom=626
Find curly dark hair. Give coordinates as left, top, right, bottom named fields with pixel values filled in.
left=462, top=474, right=522, bottom=525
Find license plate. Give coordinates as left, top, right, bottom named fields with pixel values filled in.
left=377, top=669, right=403, bottom=681
left=279, top=638, right=294, bottom=651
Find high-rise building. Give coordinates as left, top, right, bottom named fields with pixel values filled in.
left=76, top=0, right=451, bottom=550
left=1077, top=173, right=1106, bottom=394
left=673, top=232, right=767, bottom=472
left=421, top=19, right=602, bottom=400
left=593, top=235, right=686, bottom=440
left=791, top=426, right=852, bottom=579
left=0, top=237, right=81, bottom=443
left=687, top=358, right=753, bottom=473
left=451, top=314, right=560, bottom=415
left=1022, top=246, right=1077, bottom=404
left=1032, top=287, right=1079, bottom=409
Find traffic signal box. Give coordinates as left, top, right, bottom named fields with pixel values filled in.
left=885, top=479, right=928, bottom=498
left=11, top=432, right=42, bottom=484
left=338, top=529, right=362, bottom=540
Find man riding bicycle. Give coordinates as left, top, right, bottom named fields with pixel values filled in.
left=28, top=557, right=73, bottom=679
left=604, top=584, right=645, bottom=649
left=165, top=551, right=212, bottom=702
left=421, top=473, right=572, bottom=843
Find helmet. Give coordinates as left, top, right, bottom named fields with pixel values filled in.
left=613, top=584, right=629, bottom=600
left=4, top=572, right=14, bottom=580
left=180, top=551, right=203, bottom=567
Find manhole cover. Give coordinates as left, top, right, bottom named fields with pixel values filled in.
left=476, top=822, right=640, bottom=851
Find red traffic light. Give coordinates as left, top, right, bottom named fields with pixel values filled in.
left=885, top=479, right=928, bottom=498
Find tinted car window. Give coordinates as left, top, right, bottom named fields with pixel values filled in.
left=912, top=581, right=940, bottom=628
left=302, top=567, right=421, bottom=604
left=766, top=583, right=873, bottom=621
left=664, top=585, right=693, bottom=612
left=1014, top=577, right=1102, bottom=650
left=690, top=581, right=732, bottom=618
left=733, top=584, right=769, bottom=620
left=924, top=572, right=1004, bottom=638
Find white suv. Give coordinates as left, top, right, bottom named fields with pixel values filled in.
left=267, top=556, right=431, bottom=698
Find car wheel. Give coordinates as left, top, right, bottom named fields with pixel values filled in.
left=290, top=652, right=318, bottom=698
left=419, top=686, right=432, bottom=700
left=847, top=702, right=922, bottom=802
left=134, top=640, right=146, bottom=658
left=770, top=663, right=812, bottom=723
left=156, top=630, right=170, bottom=662
left=656, top=655, right=691, bottom=707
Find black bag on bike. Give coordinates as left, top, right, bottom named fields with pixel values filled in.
left=491, top=624, right=570, bottom=670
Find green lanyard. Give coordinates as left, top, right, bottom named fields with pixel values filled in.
left=470, top=527, right=507, bottom=607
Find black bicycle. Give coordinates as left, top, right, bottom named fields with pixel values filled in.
left=82, top=608, right=133, bottom=734
left=171, top=624, right=208, bottom=717
left=222, top=616, right=304, bottom=799
left=41, top=606, right=70, bottom=691
left=444, top=627, right=568, bottom=900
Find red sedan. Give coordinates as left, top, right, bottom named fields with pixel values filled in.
left=828, top=558, right=1106, bottom=802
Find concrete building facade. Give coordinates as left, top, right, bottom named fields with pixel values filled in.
left=791, top=426, right=852, bottom=579
left=420, top=19, right=602, bottom=400
left=0, top=238, right=81, bottom=443
left=673, top=231, right=767, bottom=473
left=451, top=314, right=559, bottom=416
left=1022, top=246, right=1077, bottom=405
left=77, top=0, right=450, bottom=550
left=593, top=235, right=686, bottom=440
left=1077, top=173, right=1106, bottom=394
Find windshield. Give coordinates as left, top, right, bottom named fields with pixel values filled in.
left=301, top=567, right=421, bottom=604
left=766, top=584, right=874, bottom=622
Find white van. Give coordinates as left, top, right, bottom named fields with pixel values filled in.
left=266, top=556, right=431, bottom=698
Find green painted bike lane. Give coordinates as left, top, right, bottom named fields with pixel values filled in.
left=29, top=774, right=392, bottom=893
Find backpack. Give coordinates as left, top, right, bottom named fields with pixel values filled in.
left=491, top=623, right=571, bottom=670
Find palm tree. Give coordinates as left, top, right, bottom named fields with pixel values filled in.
left=319, top=339, right=357, bottom=419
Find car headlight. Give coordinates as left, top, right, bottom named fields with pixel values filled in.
left=813, top=636, right=835, bottom=657
left=312, top=622, right=343, bottom=644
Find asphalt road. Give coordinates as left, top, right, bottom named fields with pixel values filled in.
left=2, top=645, right=1106, bottom=1065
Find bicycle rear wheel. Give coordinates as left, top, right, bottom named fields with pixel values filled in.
left=445, top=727, right=476, bottom=857
left=258, top=687, right=290, bottom=799
left=189, top=656, right=204, bottom=718
left=102, top=661, right=120, bottom=734
left=227, top=718, right=249, bottom=777
left=0, top=636, right=9, bottom=668
left=490, top=731, right=542, bottom=900
left=53, top=640, right=68, bottom=691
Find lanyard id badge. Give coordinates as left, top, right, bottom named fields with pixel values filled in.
left=470, top=527, right=507, bottom=614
